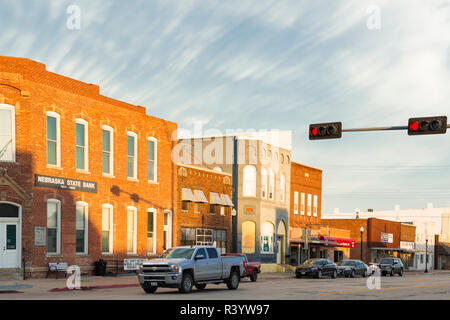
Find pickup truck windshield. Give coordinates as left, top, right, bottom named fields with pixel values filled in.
left=161, top=248, right=195, bottom=259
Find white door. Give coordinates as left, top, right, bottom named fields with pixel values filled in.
left=0, top=222, right=19, bottom=268
left=163, top=211, right=172, bottom=250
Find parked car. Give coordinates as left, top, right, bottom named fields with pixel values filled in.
left=336, top=259, right=369, bottom=278
left=295, top=259, right=338, bottom=279
left=379, top=257, right=404, bottom=276
left=222, top=253, right=261, bottom=282
left=138, top=246, right=246, bottom=294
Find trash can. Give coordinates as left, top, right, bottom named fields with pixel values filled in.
left=95, top=259, right=107, bottom=276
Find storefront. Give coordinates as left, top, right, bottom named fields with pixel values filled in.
left=318, top=236, right=355, bottom=263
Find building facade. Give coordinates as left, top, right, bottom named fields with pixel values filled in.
left=0, top=56, right=177, bottom=277
left=175, top=164, right=233, bottom=254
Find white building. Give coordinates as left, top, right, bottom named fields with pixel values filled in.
left=323, top=203, right=450, bottom=270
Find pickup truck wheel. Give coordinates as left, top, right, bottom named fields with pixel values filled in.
left=179, top=273, right=193, bottom=293
left=250, top=270, right=258, bottom=282
left=227, top=271, right=240, bottom=290
left=142, top=285, right=157, bottom=294
left=195, top=284, right=207, bottom=290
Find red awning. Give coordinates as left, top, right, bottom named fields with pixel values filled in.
left=319, top=236, right=355, bottom=248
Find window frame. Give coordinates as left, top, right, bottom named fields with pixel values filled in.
left=0, top=104, right=16, bottom=162
left=126, top=206, right=138, bottom=254
left=307, top=194, right=312, bottom=216
left=75, top=119, right=89, bottom=171
left=261, top=168, right=268, bottom=199
left=147, top=137, right=158, bottom=183
left=102, top=125, right=114, bottom=176
left=46, top=199, right=61, bottom=255
left=294, top=191, right=299, bottom=214
left=127, top=132, right=138, bottom=180
left=300, top=192, right=305, bottom=215
left=313, top=195, right=318, bottom=217
left=101, top=204, right=114, bottom=254
left=46, top=111, right=61, bottom=168
left=147, top=208, right=157, bottom=254
left=75, top=201, right=89, bottom=254
left=268, top=170, right=275, bottom=201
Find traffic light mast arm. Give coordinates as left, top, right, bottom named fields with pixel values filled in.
left=342, top=126, right=408, bottom=132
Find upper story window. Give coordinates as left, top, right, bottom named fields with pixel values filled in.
left=293, top=191, right=299, bottom=214
left=301, top=193, right=305, bottom=215
left=307, top=194, right=312, bottom=216
left=268, top=171, right=275, bottom=200
left=313, top=195, right=318, bottom=217
left=148, top=137, right=157, bottom=182
left=280, top=174, right=285, bottom=202
left=261, top=168, right=268, bottom=199
left=127, top=132, right=137, bottom=179
left=46, top=111, right=61, bottom=167
left=102, top=126, right=114, bottom=175
left=76, top=119, right=88, bottom=171
left=243, top=165, right=256, bottom=197
left=0, top=104, right=15, bottom=162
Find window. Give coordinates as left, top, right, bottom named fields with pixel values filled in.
left=207, top=248, right=218, bottom=259
left=301, top=193, right=305, bottom=215
left=182, top=201, right=189, bottom=211
left=293, top=191, right=299, bottom=214
left=0, top=104, right=15, bottom=162
left=307, top=194, right=312, bottom=216
left=76, top=202, right=88, bottom=254
left=147, top=209, right=156, bottom=254
left=194, top=202, right=200, bottom=213
left=102, top=126, right=113, bottom=175
left=242, top=221, right=256, bottom=254
left=210, top=204, right=218, bottom=215
left=148, top=138, right=157, bottom=182
left=75, top=119, right=88, bottom=171
left=220, top=206, right=225, bottom=216
left=181, top=228, right=196, bottom=246
left=127, top=207, right=137, bottom=254
left=261, top=168, right=268, bottom=199
left=127, top=132, right=137, bottom=179
left=213, top=230, right=227, bottom=254
left=196, top=229, right=213, bottom=245
left=261, top=222, right=274, bottom=253
left=313, top=195, right=318, bottom=217
left=46, top=112, right=60, bottom=166
left=47, top=199, right=61, bottom=254
left=280, top=174, right=285, bottom=202
left=163, top=210, right=172, bottom=250
left=102, top=204, right=113, bottom=254
left=243, top=165, right=256, bottom=197
left=195, top=248, right=207, bottom=259
left=268, top=171, right=275, bottom=200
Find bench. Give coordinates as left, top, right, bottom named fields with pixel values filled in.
left=47, top=262, right=68, bottom=279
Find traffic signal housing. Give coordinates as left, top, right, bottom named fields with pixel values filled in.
left=408, top=116, right=447, bottom=136
left=309, top=122, right=342, bottom=140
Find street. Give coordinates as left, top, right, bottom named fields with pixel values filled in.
left=2, top=271, right=450, bottom=300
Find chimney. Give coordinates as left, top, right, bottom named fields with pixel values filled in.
left=355, top=209, right=360, bottom=219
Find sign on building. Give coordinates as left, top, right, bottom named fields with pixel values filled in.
left=381, top=232, right=394, bottom=243
left=35, top=174, right=97, bottom=193
left=34, top=227, right=46, bottom=246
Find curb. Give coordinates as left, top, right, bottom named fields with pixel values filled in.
left=49, top=283, right=140, bottom=293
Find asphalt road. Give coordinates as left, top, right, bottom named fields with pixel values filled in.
left=2, top=271, right=450, bottom=300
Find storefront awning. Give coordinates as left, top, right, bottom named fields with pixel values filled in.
left=319, top=236, right=355, bottom=248
left=210, top=192, right=224, bottom=205
left=193, top=190, right=208, bottom=203
left=220, top=194, right=234, bottom=207
left=181, top=188, right=195, bottom=202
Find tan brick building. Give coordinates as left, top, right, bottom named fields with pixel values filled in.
left=0, top=56, right=177, bottom=277
left=175, top=164, right=233, bottom=253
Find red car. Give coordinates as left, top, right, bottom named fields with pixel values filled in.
left=222, top=253, right=261, bottom=282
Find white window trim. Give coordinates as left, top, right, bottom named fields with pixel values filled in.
left=127, top=206, right=137, bottom=254
left=46, top=111, right=61, bottom=168
left=307, top=194, right=312, bottom=216
left=75, top=201, right=89, bottom=254
left=75, top=119, right=89, bottom=172
left=47, top=199, right=61, bottom=255
left=102, top=204, right=114, bottom=254
left=294, top=191, right=299, bottom=215
left=313, top=195, right=318, bottom=217
left=148, top=208, right=157, bottom=254
left=147, top=137, right=158, bottom=183
left=164, top=210, right=173, bottom=250
left=127, top=132, right=138, bottom=180
left=102, top=125, right=114, bottom=176
left=301, top=193, right=305, bottom=215
left=0, top=104, right=16, bottom=162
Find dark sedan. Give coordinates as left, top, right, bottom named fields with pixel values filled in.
left=295, top=259, right=338, bottom=279
left=337, top=260, right=369, bottom=278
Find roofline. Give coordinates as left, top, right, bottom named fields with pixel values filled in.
left=177, top=163, right=232, bottom=176
left=291, top=161, right=323, bottom=172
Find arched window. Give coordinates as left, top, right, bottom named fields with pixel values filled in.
left=268, top=171, right=275, bottom=200
left=261, top=168, right=268, bottom=199
left=242, top=221, right=256, bottom=254
left=0, top=104, right=15, bottom=162
left=280, top=174, right=285, bottom=202
left=261, top=222, right=274, bottom=253
left=243, top=165, right=256, bottom=197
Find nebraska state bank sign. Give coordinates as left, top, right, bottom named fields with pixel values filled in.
left=35, top=174, right=97, bottom=193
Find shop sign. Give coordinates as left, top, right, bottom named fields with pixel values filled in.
left=34, top=227, right=46, bottom=246
left=381, top=232, right=394, bottom=243
left=35, top=174, right=97, bottom=193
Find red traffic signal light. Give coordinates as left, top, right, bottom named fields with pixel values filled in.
left=309, top=122, right=342, bottom=140
left=408, top=116, right=447, bottom=135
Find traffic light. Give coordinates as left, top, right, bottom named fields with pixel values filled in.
left=408, top=116, right=447, bottom=136
left=309, top=122, right=342, bottom=140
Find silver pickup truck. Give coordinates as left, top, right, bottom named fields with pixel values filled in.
left=138, top=246, right=246, bottom=294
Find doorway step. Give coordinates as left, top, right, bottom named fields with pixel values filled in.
left=0, top=269, right=22, bottom=281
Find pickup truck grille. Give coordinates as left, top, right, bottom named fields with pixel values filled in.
left=142, top=264, right=170, bottom=273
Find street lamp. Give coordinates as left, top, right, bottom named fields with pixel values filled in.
left=425, top=238, right=428, bottom=273
left=360, top=226, right=364, bottom=262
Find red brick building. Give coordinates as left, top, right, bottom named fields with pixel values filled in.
left=0, top=56, right=177, bottom=277
left=175, top=164, right=233, bottom=254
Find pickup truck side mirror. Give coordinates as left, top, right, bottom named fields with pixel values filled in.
left=195, top=255, right=206, bottom=261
